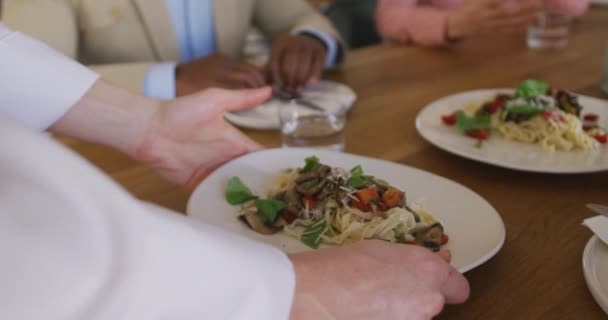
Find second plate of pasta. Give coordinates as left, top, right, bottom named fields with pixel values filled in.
left=416, top=88, right=608, bottom=173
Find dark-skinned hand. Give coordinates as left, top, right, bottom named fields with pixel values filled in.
left=175, top=53, right=266, bottom=96
left=267, top=34, right=328, bottom=95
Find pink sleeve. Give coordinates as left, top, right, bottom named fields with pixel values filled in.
left=544, top=0, right=590, bottom=17
left=375, top=0, right=451, bottom=47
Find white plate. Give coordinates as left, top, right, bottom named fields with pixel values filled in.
left=187, top=148, right=505, bottom=273
left=416, top=89, right=608, bottom=174
left=583, top=236, right=608, bottom=315
left=224, top=80, right=357, bottom=130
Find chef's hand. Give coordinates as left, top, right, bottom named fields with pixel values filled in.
left=267, top=34, right=327, bottom=96
left=134, top=87, right=270, bottom=189
left=289, top=240, right=469, bottom=320
left=175, top=53, right=266, bottom=96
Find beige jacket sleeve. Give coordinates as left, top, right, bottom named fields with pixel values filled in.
left=2, top=0, right=151, bottom=93
left=252, top=0, right=347, bottom=62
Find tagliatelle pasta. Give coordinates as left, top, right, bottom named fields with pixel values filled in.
left=488, top=106, right=598, bottom=152
left=225, top=157, right=448, bottom=251
left=441, top=80, right=607, bottom=152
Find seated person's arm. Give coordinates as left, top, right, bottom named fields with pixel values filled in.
left=253, top=0, right=347, bottom=94
left=544, top=0, right=589, bottom=17
left=376, top=0, right=542, bottom=47
left=375, top=0, right=455, bottom=47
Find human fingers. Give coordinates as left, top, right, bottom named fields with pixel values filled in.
left=306, top=48, right=326, bottom=87
left=440, top=265, right=470, bottom=304
left=293, top=49, right=314, bottom=94
left=280, top=46, right=301, bottom=93
left=491, top=0, right=541, bottom=19
left=198, top=87, right=272, bottom=113
left=267, top=38, right=287, bottom=86
left=438, top=250, right=452, bottom=263
left=222, top=68, right=266, bottom=89
left=488, top=12, right=538, bottom=30
left=236, top=62, right=266, bottom=88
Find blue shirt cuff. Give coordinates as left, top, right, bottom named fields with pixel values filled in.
left=142, top=62, right=178, bottom=100
left=293, top=28, right=339, bottom=69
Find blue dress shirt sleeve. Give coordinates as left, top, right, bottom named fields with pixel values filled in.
left=293, top=28, right=340, bottom=68
left=142, top=62, right=178, bottom=100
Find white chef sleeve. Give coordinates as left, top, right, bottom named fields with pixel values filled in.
left=0, top=23, right=98, bottom=131
left=0, top=116, right=295, bottom=320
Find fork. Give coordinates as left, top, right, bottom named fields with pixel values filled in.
left=273, top=88, right=326, bottom=112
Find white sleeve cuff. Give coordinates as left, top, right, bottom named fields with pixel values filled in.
left=0, top=24, right=99, bottom=131
left=142, top=62, right=178, bottom=100
left=293, top=28, right=340, bottom=69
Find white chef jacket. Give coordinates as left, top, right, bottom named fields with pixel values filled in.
left=0, top=24, right=295, bottom=320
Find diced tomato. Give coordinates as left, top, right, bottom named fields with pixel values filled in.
left=355, top=188, right=379, bottom=205
left=441, top=112, right=458, bottom=126
left=351, top=199, right=372, bottom=212
left=302, top=196, right=316, bottom=209
left=381, top=187, right=404, bottom=209
left=465, top=129, right=489, bottom=140
left=594, top=135, right=608, bottom=144
left=486, top=99, right=505, bottom=114
left=542, top=110, right=564, bottom=122
left=280, top=209, right=297, bottom=224
left=441, top=234, right=449, bottom=245
left=583, top=113, right=599, bottom=122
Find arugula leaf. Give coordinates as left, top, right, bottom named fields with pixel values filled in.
left=514, top=80, right=550, bottom=98
left=350, top=165, right=364, bottom=176
left=500, top=99, right=553, bottom=121
left=347, top=175, right=368, bottom=188
left=225, top=177, right=258, bottom=205
left=456, top=111, right=491, bottom=132
left=254, top=199, right=287, bottom=223
left=301, top=218, right=328, bottom=249
left=299, top=156, right=320, bottom=173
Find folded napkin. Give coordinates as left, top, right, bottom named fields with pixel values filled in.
left=224, top=80, right=357, bottom=130
left=583, top=216, right=608, bottom=246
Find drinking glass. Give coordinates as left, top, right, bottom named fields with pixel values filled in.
left=279, top=101, right=346, bottom=151
left=527, top=11, right=572, bottom=50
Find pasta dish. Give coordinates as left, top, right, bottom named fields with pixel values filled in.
left=441, top=80, right=607, bottom=152
left=225, top=157, right=448, bottom=251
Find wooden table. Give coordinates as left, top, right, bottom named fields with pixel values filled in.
left=65, top=6, right=608, bottom=319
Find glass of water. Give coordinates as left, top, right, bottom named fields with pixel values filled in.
left=527, top=10, right=572, bottom=50
left=279, top=101, right=347, bottom=151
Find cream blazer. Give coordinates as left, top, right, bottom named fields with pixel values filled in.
left=3, top=0, right=343, bottom=93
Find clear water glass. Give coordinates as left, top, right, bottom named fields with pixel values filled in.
left=527, top=11, right=572, bottom=50
left=279, top=101, right=346, bottom=151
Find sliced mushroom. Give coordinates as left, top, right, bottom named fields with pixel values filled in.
left=296, top=178, right=327, bottom=196
left=284, top=188, right=302, bottom=208
left=239, top=211, right=281, bottom=235
left=413, top=223, right=444, bottom=252
left=296, top=171, right=319, bottom=184
left=317, top=165, right=331, bottom=177
left=316, top=182, right=336, bottom=202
